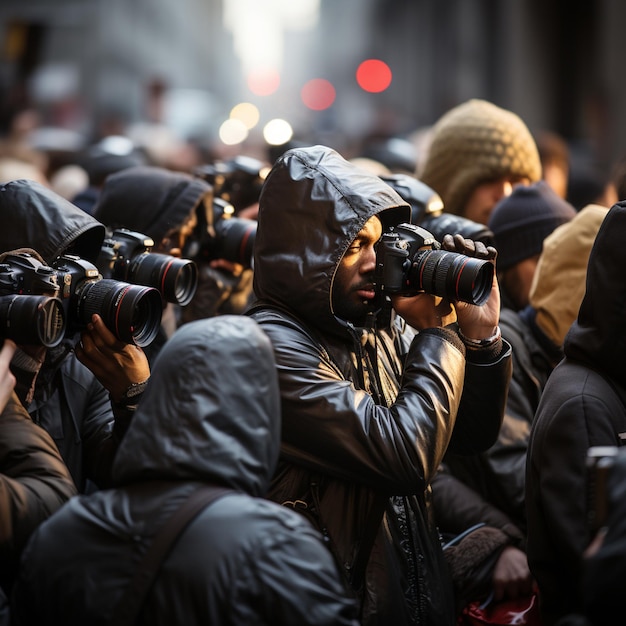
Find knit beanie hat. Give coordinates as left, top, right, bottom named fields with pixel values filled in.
left=419, top=99, right=542, bottom=216
left=488, top=180, right=576, bottom=272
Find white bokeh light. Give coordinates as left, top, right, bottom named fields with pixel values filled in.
left=263, top=118, right=293, bottom=145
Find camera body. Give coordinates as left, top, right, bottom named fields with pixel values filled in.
left=97, top=228, right=198, bottom=306
left=51, top=254, right=163, bottom=347
left=0, top=252, right=66, bottom=347
left=374, top=222, right=494, bottom=306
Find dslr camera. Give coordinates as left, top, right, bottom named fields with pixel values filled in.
left=194, top=154, right=268, bottom=212
left=0, top=252, right=66, bottom=347
left=51, top=254, right=163, bottom=347
left=184, top=197, right=257, bottom=269
left=97, top=228, right=198, bottom=306
left=374, top=222, right=494, bottom=306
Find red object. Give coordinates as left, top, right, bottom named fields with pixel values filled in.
left=458, top=593, right=542, bottom=626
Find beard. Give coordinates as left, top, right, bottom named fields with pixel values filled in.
left=331, top=274, right=376, bottom=328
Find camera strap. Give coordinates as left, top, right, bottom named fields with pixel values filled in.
left=109, top=484, right=233, bottom=626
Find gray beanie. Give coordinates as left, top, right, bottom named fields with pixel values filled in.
left=419, top=99, right=542, bottom=216
left=488, top=180, right=576, bottom=271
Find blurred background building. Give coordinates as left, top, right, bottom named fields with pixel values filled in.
left=1, top=0, right=624, bottom=183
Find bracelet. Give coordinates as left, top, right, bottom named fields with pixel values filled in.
left=458, top=325, right=502, bottom=349
left=116, top=379, right=150, bottom=405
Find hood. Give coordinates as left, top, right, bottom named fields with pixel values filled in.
left=564, top=202, right=626, bottom=386
left=93, top=165, right=212, bottom=243
left=0, top=179, right=105, bottom=264
left=530, top=203, right=608, bottom=346
left=111, top=315, right=281, bottom=496
left=252, top=145, right=410, bottom=334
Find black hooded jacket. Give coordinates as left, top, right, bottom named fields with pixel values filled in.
left=248, top=146, right=512, bottom=626
left=526, top=202, right=626, bottom=625
left=0, top=179, right=125, bottom=491
left=12, top=316, right=360, bottom=626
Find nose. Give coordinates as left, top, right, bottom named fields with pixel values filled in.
left=361, top=245, right=377, bottom=273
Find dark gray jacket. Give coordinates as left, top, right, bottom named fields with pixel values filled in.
left=13, top=316, right=359, bottom=626
left=0, top=179, right=129, bottom=491
left=526, top=202, right=626, bottom=625
left=248, top=146, right=512, bottom=626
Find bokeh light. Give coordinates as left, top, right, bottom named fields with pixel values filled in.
left=301, top=78, right=336, bottom=110
left=263, top=118, right=293, bottom=145
left=219, top=118, right=249, bottom=145
left=247, top=68, right=280, bottom=96
left=230, top=102, right=260, bottom=129
left=356, top=59, right=392, bottom=93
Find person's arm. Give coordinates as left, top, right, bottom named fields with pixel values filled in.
left=258, top=315, right=467, bottom=494
left=0, top=391, right=77, bottom=587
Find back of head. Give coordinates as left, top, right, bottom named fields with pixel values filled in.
left=112, top=315, right=281, bottom=496
left=488, top=180, right=576, bottom=272
left=94, top=165, right=212, bottom=243
left=529, top=203, right=609, bottom=346
left=419, top=99, right=542, bottom=216
left=0, top=178, right=105, bottom=264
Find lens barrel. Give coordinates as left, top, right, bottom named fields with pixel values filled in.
left=0, top=294, right=66, bottom=347
left=76, top=279, right=162, bottom=347
left=127, top=253, right=198, bottom=306
left=410, top=249, right=493, bottom=306
left=213, top=217, right=257, bottom=268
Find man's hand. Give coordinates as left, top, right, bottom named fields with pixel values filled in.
left=74, top=314, right=150, bottom=403
left=441, top=234, right=500, bottom=341
left=492, top=545, right=534, bottom=602
left=0, top=340, right=16, bottom=412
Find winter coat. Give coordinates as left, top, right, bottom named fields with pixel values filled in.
left=526, top=202, right=626, bottom=625
left=248, top=145, right=512, bottom=626
left=0, top=178, right=130, bottom=491
left=0, top=391, right=75, bottom=592
left=12, top=316, right=360, bottom=626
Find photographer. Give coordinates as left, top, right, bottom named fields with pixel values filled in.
left=0, top=338, right=76, bottom=618
left=93, top=165, right=254, bottom=361
left=247, top=145, right=511, bottom=626
left=526, top=201, right=626, bottom=625
left=0, top=179, right=151, bottom=492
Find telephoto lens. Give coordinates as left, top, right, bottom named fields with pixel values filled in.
left=75, top=280, right=163, bottom=347
left=409, top=248, right=494, bottom=306
left=125, top=253, right=198, bottom=306
left=0, top=294, right=66, bottom=347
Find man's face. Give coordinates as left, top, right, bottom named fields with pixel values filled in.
left=331, top=214, right=382, bottom=326
left=500, top=254, right=540, bottom=311
left=463, top=175, right=530, bottom=225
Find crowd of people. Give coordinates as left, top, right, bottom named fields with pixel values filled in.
left=0, top=96, right=624, bottom=626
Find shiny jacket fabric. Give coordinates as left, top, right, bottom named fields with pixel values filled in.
left=248, top=146, right=512, bottom=626
left=434, top=303, right=560, bottom=541
left=0, top=391, right=76, bottom=592
left=0, top=179, right=126, bottom=491
left=13, top=316, right=360, bottom=626
left=526, top=202, right=626, bottom=625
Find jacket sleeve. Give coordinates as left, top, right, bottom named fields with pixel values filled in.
left=445, top=337, right=512, bottom=455
left=0, top=391, right=76, bottom=586
left=257, top=318, right=467, bottom=494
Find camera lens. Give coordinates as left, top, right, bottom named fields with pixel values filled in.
left=77, top=279, right=162, bottom=347
left=126, top=253, right=198, bottom=306
left=0, top=294, right=66, bottom=347
left=411, top=249, right=493, bottom=306
left=213, top=217, right=257, bottom=268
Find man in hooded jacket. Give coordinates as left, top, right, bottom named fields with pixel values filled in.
left=525, top=201, right=626, bottom=625
left=247, top=145, right=512, bottom=626
left=0, top=179, right=151, bottom=492
left=12, top=316, right=360, bottom=626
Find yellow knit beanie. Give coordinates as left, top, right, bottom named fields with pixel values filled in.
left=419, top=99, right=542, bottom=216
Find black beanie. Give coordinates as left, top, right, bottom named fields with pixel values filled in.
left=488, top=180, right=576, bottom=272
